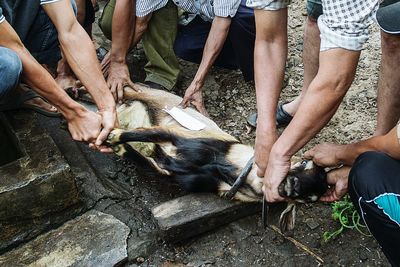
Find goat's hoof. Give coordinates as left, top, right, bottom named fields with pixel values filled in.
left=107, top=129, right=125, bottom=145
left=112, top=143, right=126, bottom=156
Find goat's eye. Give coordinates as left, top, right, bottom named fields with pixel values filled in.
left=301, top=160, right=308, bottom=166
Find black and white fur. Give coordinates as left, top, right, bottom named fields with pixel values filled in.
left=107, top=85, right=328, bottom=230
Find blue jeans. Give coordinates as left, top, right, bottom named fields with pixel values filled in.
left=0, top=47, right=22, bottom=99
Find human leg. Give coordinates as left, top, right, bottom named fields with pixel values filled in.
left=247, top=0, right=321, bottom=128
left=282, top=0, right=321, bottom=116
left=375, top=32, right=400, bottom=135
left=0, top=47, right=59, bottom=115
left=142, top=1, right=180, bottom=90
left=349, top=151, right=400, bottom=266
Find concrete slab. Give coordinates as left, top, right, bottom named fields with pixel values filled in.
left=152, top=193, right=260, bottom=242
left=0, top=210, right=130, bottom=267
left=0, top=112, right=83, bottom=252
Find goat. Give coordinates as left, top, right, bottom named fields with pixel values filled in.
left=106, top=84, right=328, bottom=233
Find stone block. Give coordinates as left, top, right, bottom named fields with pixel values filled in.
left=152, top=193, right=260, bottom=242
left=0, top=210, right=130, bottom=267
left=0, top=113, right=82, bottom=251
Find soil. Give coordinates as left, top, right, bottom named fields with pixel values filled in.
left=91, top=1, right=388, bottom=266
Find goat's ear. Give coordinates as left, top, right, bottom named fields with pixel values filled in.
left=279, top=203, right=296, bottom=236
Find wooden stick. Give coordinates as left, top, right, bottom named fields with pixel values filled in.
left=270, top=225, right=324, bottom=264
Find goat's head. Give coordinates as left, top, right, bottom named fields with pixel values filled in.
left=277, top=160, right=328, bottom=234
left=279, top=160, right=328, bottom=203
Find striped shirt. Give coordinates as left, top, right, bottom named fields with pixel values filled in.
left=40, top=0, right=62, bottom=4
left=136, top=0, right=241, bottom=21
left=0, top=9, right=4, bottom=24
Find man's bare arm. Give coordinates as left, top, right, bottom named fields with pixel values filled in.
left=0, top=20, right=104, bottom=143
left=334, top=127, right=400, bottom=165
left=180, top=16, right=231, bottom=113
left=192, top=16, right=231, bottom=86
left=104, top=0, right=136, bottom=100
left=0, top=20, right=82, bottom=118
left=111, top=0, right=135, bottom=63
left=273, top=48, right=360, bottom=158
left=101, top=1, right=153, bottom=100
left=253, top=9, right=288, bottom=176
left=43, top=0, right=116, bottom=145
left=43, top=0, right=115, bottom=111
left=264, top=48, right=360, bottom=202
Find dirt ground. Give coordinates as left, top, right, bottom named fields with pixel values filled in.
left=91, top=1, right=388, bottom=266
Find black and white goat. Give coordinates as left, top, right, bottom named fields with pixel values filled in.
left=106, top=85, right=328, bottom=232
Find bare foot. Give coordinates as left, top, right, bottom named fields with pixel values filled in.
left=18, top=85, right=59, bottom=114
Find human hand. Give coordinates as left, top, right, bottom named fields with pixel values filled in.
left=304, top=143, right=345, bottom=167
left=100, top=51, right=111, bottom=76
left=67, top=107, right=103, bottom=143
left=106, top=61, right=137, bottom=102
left=179, top=81, right=208, bottom=116
left=89, top=107, right=118, bottom=152
left=319, top=166, right=351, bottom=202
left=262, top=149, right=291, bottom=202
left=254, top=127, right=278, bottom=177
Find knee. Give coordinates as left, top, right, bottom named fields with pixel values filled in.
left=0, top=48, right=22, bottom=94
left=306, top=16, right=318, bottom=27
left=349, top=151, right=389, bottom=199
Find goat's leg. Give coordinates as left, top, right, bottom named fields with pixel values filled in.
left=107, top=127, right=176, bottom=146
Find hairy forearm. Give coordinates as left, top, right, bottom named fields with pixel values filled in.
left=273, top=48, right=360, bottom=158
left=337, top=127, right=400, bottom=165
left=0, top=21, right=84, bottom=118
left=111, top=0, right=135, bottom=63
left=192, top=17, right=231, bottom=86
left=255, top=39, right=287, bottom=130
left=254, top=9, right=288, bottom=131
left=58, top=22, right=114, bottom=109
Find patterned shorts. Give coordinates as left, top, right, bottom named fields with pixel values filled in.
left=246, top=0, right=291, bottom=10
left=246, top=0, right=323, bottom=19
